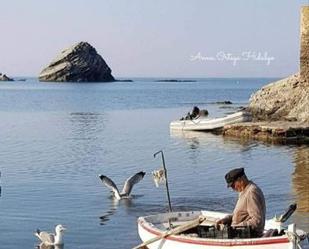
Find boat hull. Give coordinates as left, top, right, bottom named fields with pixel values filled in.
left=170, top=111, right=251, bottom=131
left=137, top=211, right=305, bottom=249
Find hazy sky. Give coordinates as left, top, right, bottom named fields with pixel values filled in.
left=0, top=0, right=308, bottom=77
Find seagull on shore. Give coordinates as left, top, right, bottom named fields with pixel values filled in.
left=99, top=171, right=146, bottom=200
left=34, top=224, right=66, bottom=246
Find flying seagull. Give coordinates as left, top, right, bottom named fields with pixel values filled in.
left=34, top=224, right=66, bottom=246
left=99, top=171, right=146, bottom=200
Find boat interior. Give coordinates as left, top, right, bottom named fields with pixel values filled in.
left=142, top=211, right=300, bottom=240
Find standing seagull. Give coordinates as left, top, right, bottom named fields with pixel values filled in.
left=99, top=171, right=146, bottom=200
left=34, top=224, right=66, bottom=246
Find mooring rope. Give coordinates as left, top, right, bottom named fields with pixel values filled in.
left=286, top=230, right=308, bottom=249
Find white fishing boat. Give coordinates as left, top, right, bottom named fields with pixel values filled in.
left=135, top=210, right=308, bottom=249
left=170, top=111, right=252, bottom=131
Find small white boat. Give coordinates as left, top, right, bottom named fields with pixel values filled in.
left=136, top=210, right=308, bottom=249
left=170, top=111, right=252, bottom=131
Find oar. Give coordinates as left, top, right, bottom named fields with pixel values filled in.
left=132, top=215, right=206, bottom=249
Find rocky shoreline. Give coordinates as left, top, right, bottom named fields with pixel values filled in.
left=247, top=74, right=308, bottom=123
left=219, top=74, right=308, bottom=145
left=219, top=7, right=309, bottom=145
left=222, top=121, right=309, bottom=144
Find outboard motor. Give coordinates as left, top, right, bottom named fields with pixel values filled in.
left=279, top=203, right=297, bottom=223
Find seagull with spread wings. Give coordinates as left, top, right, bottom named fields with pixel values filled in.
left=99, top=171, right=146, bottom=200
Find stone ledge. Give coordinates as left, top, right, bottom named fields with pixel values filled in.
left=222, top=121, right=309, bottom=144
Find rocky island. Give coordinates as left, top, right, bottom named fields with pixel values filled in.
left=222, top=7, right=309, bottom=144
left=39, top=42, right=115, bottom=82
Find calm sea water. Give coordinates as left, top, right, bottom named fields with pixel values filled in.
left=0, top=78, right=308, bottom=249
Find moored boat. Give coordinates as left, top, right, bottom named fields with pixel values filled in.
left=170, top=111, right=252, bottom=131
left=136, top=210, right=308, bottom=249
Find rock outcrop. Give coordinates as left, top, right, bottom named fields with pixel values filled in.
left=248, top=7, right=309, bottom=124
left=39, top=42, right=115, bottom=82
left=248, top=74, right=309, bottom=123
left=219, top=7, right=308, bottom=145
left=0, top=73, right=13, bottom=81
left=223, top=121, right=309, bottom=144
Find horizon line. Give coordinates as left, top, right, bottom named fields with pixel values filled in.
left=11, top=75, right=284, bottom=79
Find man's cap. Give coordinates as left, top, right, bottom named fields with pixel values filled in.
left=225, top=168, right=245, bottom=187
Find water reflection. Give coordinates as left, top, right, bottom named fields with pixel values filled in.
left=292, top=146, right=309, bottom=213
left=170, top=129, right=257, bottom=152
left=36, top=244, right=64, bottom=249
left=170, top=130, right=219, bottom=147
left=99, top=197, right=133, bottom=225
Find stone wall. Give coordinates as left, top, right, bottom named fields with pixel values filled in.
left=300, top=6, right=309, bottom=82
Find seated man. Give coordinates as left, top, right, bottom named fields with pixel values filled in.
left=216, top=168, right=266, bottom=238
left=181, top=106, right=200, bottom=120
left=182, top=106, right=208, bottom=120
left=190, top=106, right=200, bottom=119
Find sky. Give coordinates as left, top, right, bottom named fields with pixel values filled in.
left=0, top=0, right=308, bottom=78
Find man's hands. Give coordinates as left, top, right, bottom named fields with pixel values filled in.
left=215, top=216, right=232, bottom=230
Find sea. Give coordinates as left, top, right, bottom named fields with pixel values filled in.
left=0, top=78, right=308, bottom=249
